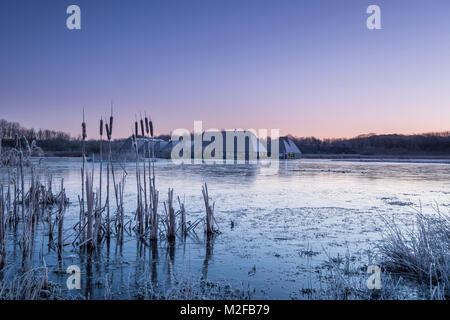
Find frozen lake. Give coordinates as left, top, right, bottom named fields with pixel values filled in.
left=1, top=157, right=449, bottom=299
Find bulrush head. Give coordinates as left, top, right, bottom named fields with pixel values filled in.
left=140, top=117, right=145, bottom=137
left=81, top=109, right=87, bottom=140
left=132, top=128, right=137, bottom=149
left=149, top=116, right=154, bottom=137
left=145, top=113, right=149, bottom=135
left=105, top=123, right=111, bottom=141
left=109, top=101, right=114, bottom=137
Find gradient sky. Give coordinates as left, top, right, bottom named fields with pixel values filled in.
left=1, top=0, right=450, bottom=139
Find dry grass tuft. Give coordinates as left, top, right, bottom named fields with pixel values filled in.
left=378, top=207, right=449, bottom=299
left=0, top=267, right=61, bottom=300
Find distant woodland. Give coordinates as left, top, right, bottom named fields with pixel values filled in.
left=0, top=119, right=123, bottom=155
left=1, top=119, right=449, bottom=156
left=289, top=133, right=450, bottom=156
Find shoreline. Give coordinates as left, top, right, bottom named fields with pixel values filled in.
left=302, top=154, right=450, bottom=163
left=42, top=151, right=450, bottom=161
left=25, top=154, right=450, bottom=165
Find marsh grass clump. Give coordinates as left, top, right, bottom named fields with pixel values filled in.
left=0, top=136, right=44, bottom=168
left=0, top=267, right=61, bottom=300
left=24, top=174, right=68, bottom=207
left=307, top=251, right=408, bottom=300
left=378, top=208, right=450, bottom=298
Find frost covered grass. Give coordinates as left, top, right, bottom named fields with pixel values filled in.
left=0, top=266, right=61, bottom=300
left=296, top=247, right=408, bottom=300
left=300, top=206, right=450, bottom=300
left=378, top=207, right=449, bottom=299
left=135, top=271, right=253, bottom=300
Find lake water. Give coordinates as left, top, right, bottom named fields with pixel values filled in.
left=1, top=158, right=449, bottom=299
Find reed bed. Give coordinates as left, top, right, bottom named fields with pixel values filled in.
left=0, top=110, right=225, bottom=300
left=0, top=161, right=68, bottom=273
left=66, top=110, right=212, bottom=247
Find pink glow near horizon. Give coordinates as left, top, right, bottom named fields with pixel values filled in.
left=1, top=1, right=450, bottom=140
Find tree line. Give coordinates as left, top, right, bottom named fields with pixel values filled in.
left=0, top=119, right=71, bottom=141
left=1, top=118, right=450, bottom=156
left=290, top=132, right=450, bottom=156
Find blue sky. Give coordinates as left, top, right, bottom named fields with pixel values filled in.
left=1, top=0, right=449, bottom=138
